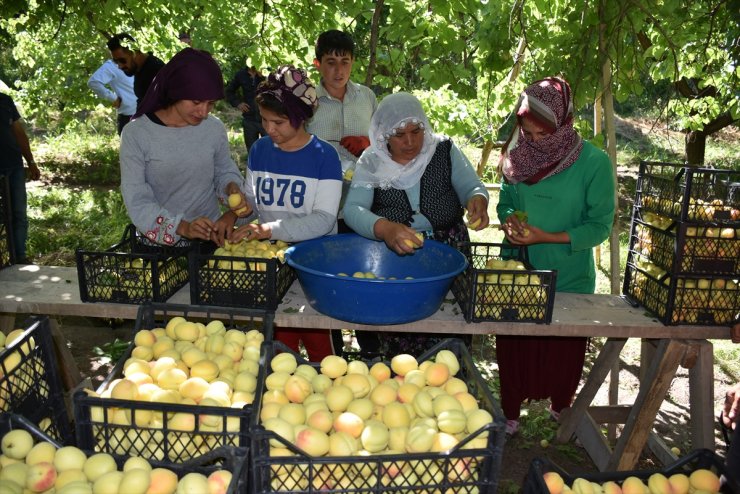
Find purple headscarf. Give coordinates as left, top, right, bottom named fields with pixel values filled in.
left=256, top=65, right=318, bottom=128
left=133, top=48, right=224, bottom=118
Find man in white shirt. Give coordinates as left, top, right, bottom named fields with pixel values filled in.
left=88, top=59, right=136, bottom=135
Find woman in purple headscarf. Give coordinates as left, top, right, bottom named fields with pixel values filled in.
left=495, top=77, right=616, bottom=437
left=120, top=48, right=244, bottom=246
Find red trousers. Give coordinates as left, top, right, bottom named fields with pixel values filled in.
left=275, top=327, right=334, bottom=362
left=496, top=335, right=588, bottom=420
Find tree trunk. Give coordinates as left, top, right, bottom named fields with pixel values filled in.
left=685, top=131, right=706, bottom=165
left=365, top=0, right=385, bottom=86
left=477, top=140, right=494, bottom=178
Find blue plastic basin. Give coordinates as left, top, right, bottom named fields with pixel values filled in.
left=285, top=233, right=467, bottom=325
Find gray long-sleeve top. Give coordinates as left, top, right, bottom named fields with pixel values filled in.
left=120, top=114, right=243, bottom=245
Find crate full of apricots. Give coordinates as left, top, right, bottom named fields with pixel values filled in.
left=73, top=303, right=273, bottom=466
left=189, top=238, right=296, bottom=310
left=451, top=242, right=557, bottom=323
left=0, top=316, right=73, bottom=446
left=249, top=338, right=506, bottom=494
left=629, top=209, right=739, bottom=276
left=635, top=161, right=739, bottom=225
left=623, top=257, right=738, bottom=326
left=0, top=413, right=249, bottom=494
left=523, top=448, right=738, bottom=494
left=76, top=224, right=192, bottom=304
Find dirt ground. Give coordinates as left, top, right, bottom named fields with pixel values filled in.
left=11, top=314, right=736, bottom=491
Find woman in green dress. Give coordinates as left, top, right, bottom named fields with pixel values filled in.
left=496, top=77, right=616, bottom=437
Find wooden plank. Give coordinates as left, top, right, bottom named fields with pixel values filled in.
left=557, top=338, right=627, bottom=443
left=648, top=432, right=679, bottom=466
left=640, top=339, right=658, bottom=383
left=689, top=340, right=715, bottom=451
left=0, top=265, right=732, bottom=339
left=587, top=405, right=631, bottom=424
left=48, top=319, right=84, bottom=392
left=608, top=339, right=685, bottom=470
left=576, top=411, right=612, bottom=471
left=0, top=314, right=15, bottom=333
left=608, top=359, right=620, bottom=441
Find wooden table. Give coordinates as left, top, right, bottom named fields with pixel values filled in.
left=0, top=264, right=733, bottom=470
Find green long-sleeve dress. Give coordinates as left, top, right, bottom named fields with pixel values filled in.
left=495, top=141, right=615, bottom=420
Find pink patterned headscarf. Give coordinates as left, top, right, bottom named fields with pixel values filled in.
left=256, top=65, right=318, bottom=129
left=500, top=77, right=583, bottom=185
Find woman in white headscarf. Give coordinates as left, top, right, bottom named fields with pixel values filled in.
left=343, top=92, right=489, bottom=255
left=343, top=92, right=489, bottom=356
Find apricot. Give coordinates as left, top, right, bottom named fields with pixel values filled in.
left=435, top=349, right=460, bottom=375
left=307, top=409, right=334, bottom=433
left=295, top=427, right=330, bottom=456
left=333, top=412, right=365, bottom=438
left=325, top=384, right=354, bottom=412
left=346, top=398, right=374, bottom=420
left=320, top=355, right=348, bottom=379
left=342, top=373, right=372, bottom=398
left=277, top=403, right=307, bottom=426
left=424, top=362, right=451, bottom=387
left=328, top=431, right=357, bottom=456
left=689, top=469, right=720, bottom=493
left=369, top=362, right=392, bottom=382
left=668, top=473, right=690, bottom=494
left=360, top=420, right=390, bottom=453
left=543, top=472, right=565, bottom=494
left=270, top=352, right=298, bottom=374
left=369, top=383, right=398, bottom=406
left=390, top=354, right=418, bottom=377
left=382, top=402, right=411, bottom=428
left=621, top=476, right=647, bottom=494
left=403, top=369, right=426, bottom=388
left=431, top=431, right=459, bottom=453
left=283, top=374, right=312, bottom=404
left=602, top=480, right=623, bottom=494
left=397, top=382, right=421, bottom=404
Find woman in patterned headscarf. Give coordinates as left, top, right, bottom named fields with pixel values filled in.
left=342, top=92, right=490, bottom=357
left=496, top=77, right=616, bottom=437
left=120, top=48, right=244, bottom=246
left=229, top=65, right=342, bottom=362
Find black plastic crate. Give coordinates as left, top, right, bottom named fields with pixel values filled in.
left=523, top=448, right=738, bottom=494
left=0, top=413, right=248, bottom=494
left=189, top=240, right=295, bottom=310
left=74, top=303, right=274, bottom=464
left=250, top=338, right=506, bottom=494
left=636, top=161, right=739, bottom=224
left=623, top=258, right=739, bottom=326
left=451, top=242, right=557, bottom=323
left=0, top=175, right=13, bottom=268
left=0, top=316, right=73, bottom=445
left=76, top=224, right=192, bottom=304
left=629, top=211, right=739, bottom=275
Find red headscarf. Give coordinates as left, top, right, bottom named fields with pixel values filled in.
left=133, top=48, right=224, bottom=119
left=500, top=77, right=583, bottom=185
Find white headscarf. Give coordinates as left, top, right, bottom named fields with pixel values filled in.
left=351, top=92, right=443, bottom=190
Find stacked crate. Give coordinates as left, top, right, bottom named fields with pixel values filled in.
left=74, top=303, right=273, bottom=468
left=624, top=161, right=739, bottom=326
left=0, top=316, right=73, bottom=445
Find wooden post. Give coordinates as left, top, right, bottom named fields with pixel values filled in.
left=594, top=98, right=603, bottom=268
left=599, top=8, right=621, bottom=295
